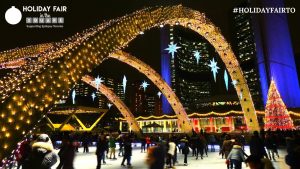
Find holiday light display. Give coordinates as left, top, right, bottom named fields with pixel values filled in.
left=82, top=75, right=141, bottom=134
left=140, top=81, right=149, bottom=91
left=224, top=70, right=229, bottom=91
left=165, top=42, right=181, bottom=59
left=264, top=80, right=294, bottom=131
left=193, top=50, right=201, bottom=64
left=208, top=58, right=220, bottom=82
left=0, top=5, right=259, bottom=162
left=109, top=51, right=193, bottom=133
left=122, top=75, right=127, bottom=94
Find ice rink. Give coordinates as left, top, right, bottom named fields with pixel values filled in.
left=53, top=145, right=289, bottom=169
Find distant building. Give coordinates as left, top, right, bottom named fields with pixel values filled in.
left=231, top=1, right=263, bottom=109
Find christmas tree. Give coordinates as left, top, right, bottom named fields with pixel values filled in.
left=264, top=80, right=294, bottom=131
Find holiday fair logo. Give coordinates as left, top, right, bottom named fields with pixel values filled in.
left=23, top=6, right=67, bottom=29
left=5, top=6, right=22, bottom=25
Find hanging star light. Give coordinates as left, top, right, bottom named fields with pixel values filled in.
left=224, top=70, right=229, bottom=91
left=208, top=58, right=220, bottom=82
left=232, top=80, right=237, bottom=88
left=141, top=81, right=149, bottom=91
left=157, top=91, right=162, bottom=98
left=72, top=90, right=76, bottom=104
left=94, top=75, right=104, bottom=89
left=193, top=51, right=201, bottom=64
left=91, top=92, right=96, bottom=101
left=107, top=103, right=113, bottom=109
left=122, top=75, right=127, bottom=94
left=165, top=42, right=181, bottom=59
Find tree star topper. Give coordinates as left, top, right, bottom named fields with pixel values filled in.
left=208, top=58, right=220, bottom=82
left=141, top=81, right=149, bottom=91
left=165, top=42, right=181, bottom=59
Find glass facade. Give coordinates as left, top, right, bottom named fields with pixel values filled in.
left=232, top=2, right=263, bottom=109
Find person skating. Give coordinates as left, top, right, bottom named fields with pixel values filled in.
left=108, top=135, right=117, bottom=159
left=166, top=139, right=176, bottom=168
left=56, top=135, right=76, bottom=169
left=146, top=143, right=166, bottom=169
left=96, top=135, right=108, bottom=169
left=121, top=135, right=132, bottom=167
left=23, top=134, right=58, bottom=169
left=227, top=144, right=246, bottom=169
left=182, top=139, right=190, bottom=166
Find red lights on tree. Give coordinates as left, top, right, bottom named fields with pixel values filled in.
left=264, top=80, right=294, bottom=131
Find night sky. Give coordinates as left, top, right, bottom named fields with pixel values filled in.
left=0, top=0, right=299, bottom=80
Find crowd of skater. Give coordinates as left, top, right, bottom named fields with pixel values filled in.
left=6, top=129, right=300, bottom=169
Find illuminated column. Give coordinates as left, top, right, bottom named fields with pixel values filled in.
left=160, top=27, right=173, bottom=114
left=252, top=0, right=300, bottom=107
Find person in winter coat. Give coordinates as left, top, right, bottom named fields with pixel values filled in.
left=227, top=144, right=246, bottom=169
left=182, top=140, right=190, bottom=166
left=23, top=134, right=58, bottom=169
left=222, top=135, right=233, bottom=169
left=56, top=135, right=75, bottom=169
left=146, top=143, right=166, bottom=169
left=96, top=135, right=108, bottom=169
left=167, top=139, right=176, bottom=168
left=250, top=131, right=268, bottom=159
left=108, top=135, right=117, bottom=159
left=121, top=135, right=132, bottom=167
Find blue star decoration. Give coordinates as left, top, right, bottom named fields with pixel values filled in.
left=94, top=75, right=104, bottom=89
left=224, top=70, right=229, bottom=91
left=232, top=80, right=238, bottom=88
left=165, top=42, right=181, bottom=59
left=91, top=92, right=96, bottom=101
left=208, top=58, right=220, bottom=82
left=122, top=75, right=127, bottom=94
left=107, top=103, right=113, bottom=109
left=157, top=91, right=162, bottom=98
left=140, top=81, right=149, bottom=91
left=72, top=90, right=76, bottom=104
left=193, top=51, right=201, bottom=64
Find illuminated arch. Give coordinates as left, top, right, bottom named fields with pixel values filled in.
left=0, top=5, right=259, bottom=159
left=109, top=51, right=193, bottom=132
left=81, top=75, right=141, bottom=134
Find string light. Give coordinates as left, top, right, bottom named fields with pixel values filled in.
left=0, top=5, right=261, bottom=163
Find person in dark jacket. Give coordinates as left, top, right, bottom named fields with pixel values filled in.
left=249, top=131, right=268, bottom=159
left=56, top=135, right=75, bottom=169
left=96, top=135, right=108, bottom=169
left=182, top=140, right=190, bottom=166
left=23, top=134, right=58, bottom=169
left=146, top=143, right=166, bottom=169
left=141, top=136, right=146, bottom=153
left=121, top=135, right=132, bottom=167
